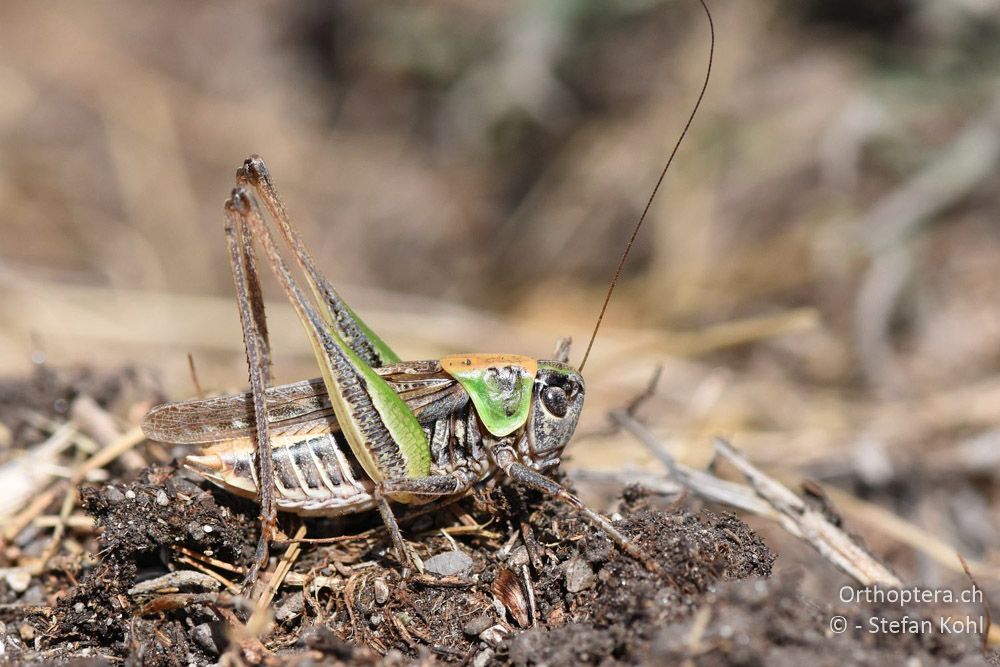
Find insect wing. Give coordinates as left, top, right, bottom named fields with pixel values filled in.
left=141, top=377, right=331, bottom=444
left=142, top=363, right=463, bottom=445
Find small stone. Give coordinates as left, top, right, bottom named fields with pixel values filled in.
left=462, top=615, right=491, bottom=636
left=191, top=623, right=220, bottom=656
left=124, top=489, right=136, bottom=500
left=274, top=591, right=304, bottom=623
left=564, top=556, right=596, bottom=593
left=73, top=602, right=85, bottom=613
left=18, top=623, right=34, bottom=641
left=369, top=612, right=382, bottom=628
left=105, top=487, right=125, bottom=503
left=5, top=569, right=31, bottom=593
left=479, top=624, right=509, bottom=648
left=507, top=546, right=529, bottom=568
left=423, top=550, right=473, bottom=577
left=202, top=525, right=214, bottom=534
left=472, top=648, right=495, bottom=667
left=492, top=597, right=507, bottom=618
left=21, top=586, right=44, bottom=605
left=155, top=490, right=169, bottom=507
left=373, top=578, right=389, bottom=605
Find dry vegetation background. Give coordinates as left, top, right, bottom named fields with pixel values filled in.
left=2, top=0, right=1000, bottom=609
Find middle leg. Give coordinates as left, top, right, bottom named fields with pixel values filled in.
left=374, top=469, right=480, bottom=572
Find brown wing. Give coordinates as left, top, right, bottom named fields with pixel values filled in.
left=142, top=360, right=464, bottom=445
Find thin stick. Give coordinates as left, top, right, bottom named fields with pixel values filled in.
left=173, top=545, right=246, bottom=574
left=0, top=421, right=78, bottom=534
left=70, top=426, right=146, bottom=485
left=579, top=0, right=715, bottom=372
left=614, top=411, right=902, bottom=588
left=249, top=524, right=307, bottom=631
left=610, top=411, right=788, bottom=521
left=957, top=553, right=995, bottom=654
left=3, top=426, right=144, bottom=547
left=713, top=438, right=902, bottom=587
left=186, top=353, right=206, bottom=399
left=33, top=485, right=78, bottom=574
left=175, top=555, right=241, bottom=595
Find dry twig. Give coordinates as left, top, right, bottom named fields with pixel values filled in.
left=613, top=410, right=902, bottom=587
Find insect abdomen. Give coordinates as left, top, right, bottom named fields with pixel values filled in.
left=185, top=427, right=377, bottom=516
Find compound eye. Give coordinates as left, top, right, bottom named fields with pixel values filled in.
left=541, top=385, right=568, bottom=418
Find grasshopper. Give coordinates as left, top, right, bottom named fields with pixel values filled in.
left=142, top=0, right=713, bottom=586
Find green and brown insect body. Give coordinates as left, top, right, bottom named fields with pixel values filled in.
left=143, top=152, right=663, bottom=581
left=148, top=355, right=586, bottom=517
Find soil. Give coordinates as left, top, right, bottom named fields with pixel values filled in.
left=0, top=368, right=992, bottom=665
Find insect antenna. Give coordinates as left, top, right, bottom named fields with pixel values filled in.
left=578, top=0, right=715, bottom=372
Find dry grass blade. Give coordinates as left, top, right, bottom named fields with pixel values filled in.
left=711, top=438, right=903, bottom=588
left=610, top=411, right=795, bottom=527
left=69, top=425, right=146, bottom=486
left=174, top=555, right=241, bottom=595
left=248, top=523, right=308, bottom=634
left=957, top=554, right=997, bottom=651
left=822, top=486, right=1000, bottom=582
left=0, top=422, right=77, bottom=530
left=614, top=410, right=901, bottom=587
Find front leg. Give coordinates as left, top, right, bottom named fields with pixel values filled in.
left=494, top=446, right=661, bottom=575
left=375, top=469, right=479, bottom=573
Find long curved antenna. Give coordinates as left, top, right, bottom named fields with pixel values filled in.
left=578, top=0, right=715, bottom=372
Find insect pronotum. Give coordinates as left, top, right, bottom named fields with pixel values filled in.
left=142, top=0, right=714, bottom=586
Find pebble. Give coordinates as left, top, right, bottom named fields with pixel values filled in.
left=4, top=569, right=31, bottom=593
left=462, top=614, right=492, bottom=636
left=155, top=490, right=169, bottom=507
left=191, top=623, right=220, bottom=656
left=479, top=624, right=509, bottom=648
left=564, top=556, right=596, bottom=593
left=373, top=578, right=389, bottom=605
left=423, top=550, right=473, bottom=577
left=124, top=489, right=136, bottom=500
left=274, top=591, right=304, bottom=622
left=105, top=487, right=125, bottom=503
left=507, top=545, right=529, bottom=568
left=202, top=525, right=214, bottom=534
left=21, top=585, right=44, bottom=605
left=472, top=648, right=495, bottom=667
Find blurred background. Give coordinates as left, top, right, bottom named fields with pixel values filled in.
left=2, top=0, right=1000, bottom=587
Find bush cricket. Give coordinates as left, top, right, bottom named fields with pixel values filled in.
left=142, top=0, right=714, bottom=587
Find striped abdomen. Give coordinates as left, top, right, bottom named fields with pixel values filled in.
left=185, top=425, right=377, bottom=516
